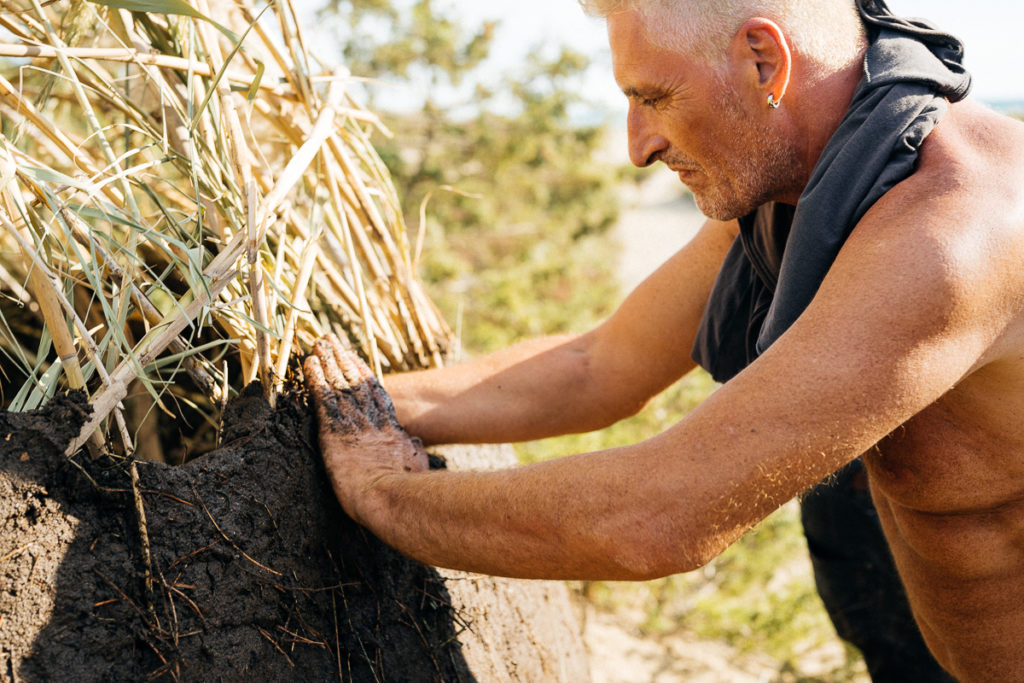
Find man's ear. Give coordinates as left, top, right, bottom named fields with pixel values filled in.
left=730, top=18, right=792, bottom=104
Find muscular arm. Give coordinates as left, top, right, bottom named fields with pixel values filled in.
left=314, top=184, right=1017, bottom=581
left=385, top=217, right=738, bottom=445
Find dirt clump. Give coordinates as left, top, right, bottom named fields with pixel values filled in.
left=0, top=386, right=587, bottom=681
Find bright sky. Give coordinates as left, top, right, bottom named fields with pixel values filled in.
left=440, top=0, right=1024, bottom=106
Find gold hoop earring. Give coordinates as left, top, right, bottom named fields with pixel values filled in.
left=767, top=93, right=781, bottom=109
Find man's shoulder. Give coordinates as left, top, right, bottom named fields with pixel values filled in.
left=853, top=100, right=1024, bottom=363
left=866, top=101, right=1024, bottom=244
left=905, top=100, right=1024, bottom=220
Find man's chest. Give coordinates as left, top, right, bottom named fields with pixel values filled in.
left=864, top=361, right=1024, bottom=515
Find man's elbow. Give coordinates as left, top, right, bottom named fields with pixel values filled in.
left=610, top=393, right=654, bottom=423
left=605, top=546, right=718, bottom=582
left=599, top=522, right=726, bottom=581
left=564, top=333, right=664, bottom=431
left=573, top=393, right=651, bottom=434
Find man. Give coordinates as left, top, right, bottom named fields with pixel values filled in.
left=304, top=0, right=1024, bottom=679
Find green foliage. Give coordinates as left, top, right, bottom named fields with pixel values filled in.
left=87, top=0, right=239, bottom=41
left=686, top=506, right=864, bottom=678
left=393, top=84, right=622, bottom=350
left=325, top=0, right=492, bottom=92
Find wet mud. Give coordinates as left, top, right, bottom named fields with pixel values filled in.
left=0, top=386, right=474, bottom=681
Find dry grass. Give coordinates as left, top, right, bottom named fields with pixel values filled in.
left=0, top=0, right=452, bottom=458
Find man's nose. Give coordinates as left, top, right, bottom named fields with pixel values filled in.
left=627, top=107, right=668, bottom=167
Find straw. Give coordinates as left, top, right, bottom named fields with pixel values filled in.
left=0, top=0, right=453, bottom=458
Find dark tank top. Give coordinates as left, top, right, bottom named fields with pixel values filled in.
left=691, top=203, right=794, bottom=382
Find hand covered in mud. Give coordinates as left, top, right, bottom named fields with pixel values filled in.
left=303, top=334, right=429, bottom=524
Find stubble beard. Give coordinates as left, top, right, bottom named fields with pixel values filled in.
left=682, top=93, right=804, bottom=222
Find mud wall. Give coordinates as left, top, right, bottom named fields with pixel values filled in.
left=0, top=390, right=588, bottom=681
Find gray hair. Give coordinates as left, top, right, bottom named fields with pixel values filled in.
left=579, top=0, right=866, bottom=75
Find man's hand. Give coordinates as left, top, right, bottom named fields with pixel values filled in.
left=303, top=334, right=429, bottom=524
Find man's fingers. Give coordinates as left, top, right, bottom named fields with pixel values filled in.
left=326, top=334, right=370, bottom=386
left=340, top=354, right=400, bottom=428
left=315, top=335, right=378, bottom=420
left=326, top=335, right=381, bottom=416
left=302, top=354, right=329, bottom=407
left=318, top=334, right=400, bottom=429
left=367, top=378, right=401, bottom=427
left=304, top=355, right=351, bottom=433
left=313, top=336, right=350, bottom=392
left=330, top=338, right=400, bottom=427
left=306, top=337, right=428, bottom=478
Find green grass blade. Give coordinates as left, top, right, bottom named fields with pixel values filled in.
left=187, top=3, right=270, bottom=133
left=87, top=0, right=240, bottom=43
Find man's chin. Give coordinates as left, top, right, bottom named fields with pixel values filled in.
left=692, top=192, right=748, bottom=222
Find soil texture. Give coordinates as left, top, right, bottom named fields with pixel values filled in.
left=0, top=386, right=587, bottom=682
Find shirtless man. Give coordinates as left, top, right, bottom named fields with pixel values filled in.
left=303, top=1, right=1024, bottom=679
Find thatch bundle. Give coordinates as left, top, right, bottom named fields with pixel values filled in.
left=0, top=0, right=452, bottom=458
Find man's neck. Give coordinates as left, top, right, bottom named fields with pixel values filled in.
left=780, top=59, right=865, bottom=205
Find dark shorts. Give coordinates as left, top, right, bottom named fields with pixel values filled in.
left=800, top=460, right=957, bottom=682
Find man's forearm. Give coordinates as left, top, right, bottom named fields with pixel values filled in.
left=383, top=334, right=642, bottom=446
left=352, top=443, right=722, bottom=581
left=383, top=218, right=737, bottom=447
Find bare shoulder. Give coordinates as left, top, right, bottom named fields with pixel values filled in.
left=906, top=99, right=1024, bottom=222
left=848, top=100, right=1024, bottom=363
